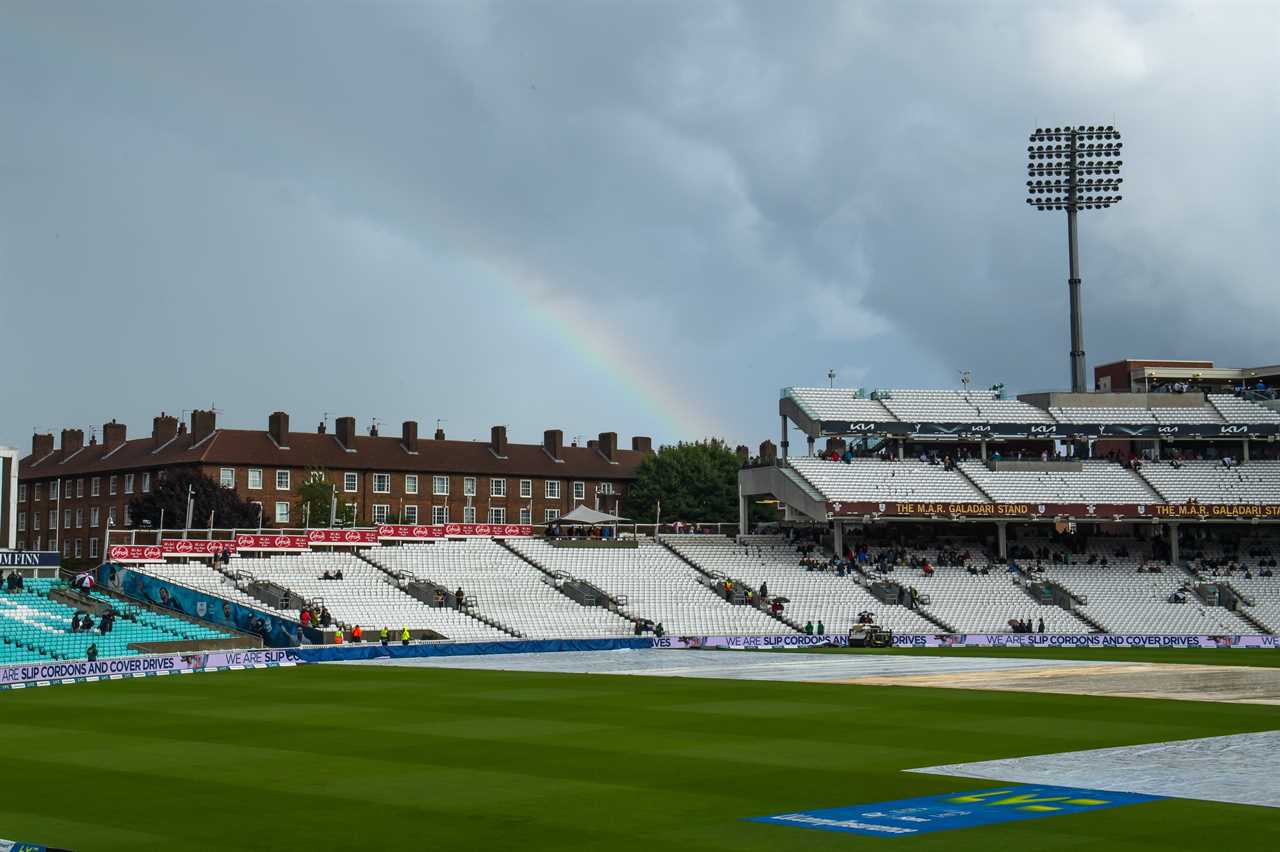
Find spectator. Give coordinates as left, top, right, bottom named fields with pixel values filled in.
left=81, top=614, right=95, bottom=633
left=804, top=620, right=814, bottom=635
left=455, top=588, right=465, bottom=610
left=1037, top=617, right=1045, bottom=634
left=816, top=620, right=825, bottom=635
left=401, top=626, right=411, bottom=646
left=759, top=581, right=768, bottom=600
left=380, top=627, right=389, bottom=647
left=334, top=626, right=344, bottom=644
left=654, top=622, right=665, bottom=638
left=86, top=643, right=98, bottom=662
left=352, top=625, right=363, bottom=643
left=71, top=613, right=82, bottom=632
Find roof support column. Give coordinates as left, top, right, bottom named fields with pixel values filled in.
left=780, top=415, right=789, bottom=460
left=1169, top=521, right=1180, bottom=567
left=1243, top=440, right=1250, bottom=462
left=833, top=519, right=844, bottom=559
left=996, top=520, right=1008, bottom=560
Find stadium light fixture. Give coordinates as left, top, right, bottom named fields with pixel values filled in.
left=1026, top=124, right=1123, bottom=393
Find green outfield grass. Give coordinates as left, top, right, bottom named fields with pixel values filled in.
left=2, top=663, right=1277, bottom=851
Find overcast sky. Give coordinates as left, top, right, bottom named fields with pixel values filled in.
left=2, top=1, right=1277, bottom=453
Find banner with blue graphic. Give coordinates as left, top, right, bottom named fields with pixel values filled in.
left=97, top=564, right=300, bottom=647
left=748, top=784, right=1163, bottom=836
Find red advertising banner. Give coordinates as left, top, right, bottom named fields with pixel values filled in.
left=307, top=529, right=380, bottom=545
left=825, top=500, right=1280, bottom=521
left=377, top=523, right=535, bottom=540
left=234, top=533, right=311, bottom=551
left=160, top=539, right=237, bottom=557
left=107, top=544, right=163, bottom=563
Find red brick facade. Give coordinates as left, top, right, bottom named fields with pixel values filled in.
left=16, top=411, right=652, bottom=559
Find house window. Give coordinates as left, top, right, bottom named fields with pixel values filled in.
left=89, top=538, right=99, bottom=559
left=124, top=474, right=134, bottom=494
left=545, top=480, right=560, bottom=499
left=64, top=509, right=71, bottom=529
left=33, top=512, right=40, bottom=531
left=463, top=477, right=476, bottom=497
left=519, top=479, right=532, bottom=499
left=76, top=479, right=84, bottom=498
left=373, top=473, right=391, bottom=493
left=74, top=509, right=83, bottom=528
left=432, top=505, right=448, bottom=524
left=220, top=468, right=235, bottom=488
left=599, top=482, right=614, bottom=495
left=16, top=512, right=25, bottom=532
left=573, top=481, right=585, bottom=501
left=344, top=472, right=358, bottom=492
left=90, top=477, right=100, bottom=497
left=49, top=480, right=59, bottom=500
left=372, top=504, right=390, bottom=524
left=74, top=539, right=82, bottom=559
left=63, top=540, right=70, bottom=557
left=109, top=475, right=117, bottom=496
left=544, top=508, right=560, bottom=522
left=344, top=502, right=357, bottom=522
left=488, top=507, right=506, bottom=524
left=405, top=474, right=418, bottom=495
left=108, top=506, right=117, bottom=525
left=276, top=470, right=290, bottom=490
left=432, top=475, right=448, bottom=495
left=90, top=508, right=100, bottom=527
left=18, top=484, right=28, bottom=502
left=142, top=472, right=151, bottom=492
left=403, top=504, right=418, bottom=524
left=33, top=483, right=42, bottom=501
left=490, top=478, right=506, bottom=498
left=519, top=507, right=531, bottom=525
left=274, top=501, right=290, bottom=523
left=463, top=506, right=476, bottom=524
left=48, top=510, right=56, bottom=529
left=248, top=469, right=263, bottom=490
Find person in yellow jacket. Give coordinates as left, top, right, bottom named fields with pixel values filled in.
left=379, top=627, right=389, bottom=647
left=334, top=626, right=344, bottom=645
left=400, top=626, right=411, bottom=646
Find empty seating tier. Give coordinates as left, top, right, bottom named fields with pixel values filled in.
left=959, top=460, right=1158, bottom=504
left=507, top=538, right=788, bottom=635
left=790, top=457, right=987, bottom=503
left=1139, top=461, right=1280, bottom=504
left=363, top=540, right=635, bottom=639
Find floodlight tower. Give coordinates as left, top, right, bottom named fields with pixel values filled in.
left=1026, top=125, right=1123, bottom=392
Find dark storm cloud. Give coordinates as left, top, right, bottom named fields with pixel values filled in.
left=1, top=1, right=1276, bottom=451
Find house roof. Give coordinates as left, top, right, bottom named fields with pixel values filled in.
left=19, top=429, right=646, bottom=481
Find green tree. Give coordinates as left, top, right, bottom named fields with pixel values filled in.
left=295, top=469, right=356, bottom=527
left=129, top=468, right=266, bottom=530
left=625, top=440, right=752, bottom=524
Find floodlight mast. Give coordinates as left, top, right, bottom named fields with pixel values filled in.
left=1027, top=125, right=1123, bottom=393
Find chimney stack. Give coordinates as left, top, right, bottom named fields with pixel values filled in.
left=369, top=422, right=379, bottom=437
left=491, top=426, right=508, bottom=457
left=434, top=426, right=445, bottom=440
left=587, top=439, right=598, bottom=450
left=336, top=416, right=356, bottom=449
left=269, top=411, right=290, bottom=448
left=317, top=421, right=327, bottom=434
left=736, top=444, right=749, bottom=462
left=32, top=433, right=54, bottom=457
left=152, top=413, right=178, bottom=449
left=402, top=420, right=418, bottom=452
left=191, top=409, right=216, bottom=444
left=598, top=432, right=618, bottom=462
left=759, top=439, right=777, bottom=463
left=631, top=436, right=653, bottom=453
left=60, top=428, right=84, bottom=456
left=543, top=429, right=563, bottom=461
left=103, top=421, right=126, bottom=451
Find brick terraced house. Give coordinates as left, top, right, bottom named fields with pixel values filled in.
left=15, top=410, right=651, bottom=560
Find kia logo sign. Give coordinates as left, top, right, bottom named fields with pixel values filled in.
left=1030, top=425, right=1054, bottom=434
left=1158, top=426, right=1177, bottom=433
left=1220, top=425, right=1247, bottom=434
left=849, top=423, right=875, bottom=432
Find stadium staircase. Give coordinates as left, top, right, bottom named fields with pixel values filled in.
left=659, top=538, right=804, bottom=632
left=952, top=465, right=995, bottom=503
left=1198, top=580, right=1272, bottom=634
left=494, top=539, right=643, bottom=631
left=353, top=549, right=521, bottom=638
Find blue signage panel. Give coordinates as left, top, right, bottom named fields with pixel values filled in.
left=0, top=551, right=60, bottom=568
left=747, top=785, right=1163, bottom=837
